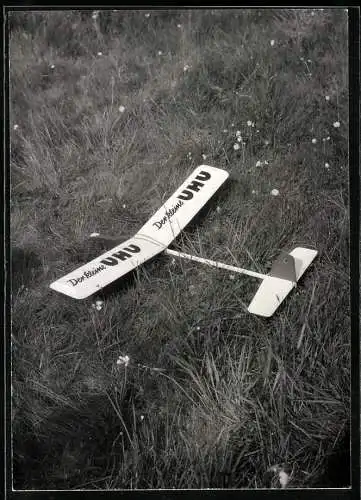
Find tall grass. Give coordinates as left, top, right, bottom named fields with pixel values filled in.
left=10, top=8, right=349, bottom=489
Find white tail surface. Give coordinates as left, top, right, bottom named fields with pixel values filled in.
left=247, top=247, right=318, bottom=317
left=50, top=165, right=229, bottom=299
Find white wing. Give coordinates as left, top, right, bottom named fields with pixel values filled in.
left=50, top=165, right=229, bottom=299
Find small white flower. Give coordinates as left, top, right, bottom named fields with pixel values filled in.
left=251, top=189, right=257, bottom=194
left=50, top=64, right=55, bottom=69
left=183, top=64, right=191, bottom=72
left=264, top=160, right=269, bottom=165
left=271, top=189, right=279, bottom=196
left=256, top=160, right=262, bottom=167
left=311, top=138, right=317, bottom=144
left=231, top=122, right=235, bottom=127
left=90, top=232, right=100, bottom=237
left=158, top=50, right=163, bottom=55
left=264, top=139, right=270, bottom=145
left=93, top=299, right=104, bottom=311
left=270, top=39, right=275, bottom=46
left=140, top=415, right=145, bottom=421
left=187, top=151, right=192, bottom=157
left=333, top=121, right=341, bottom=128
left=326, top=136, right=331, bottom=141
left=196, top=326, right=201, bottom=331
left=97, top=51, right=103, bottom=56
left=122, top=203, right=127, bottom=208
left=145, top=13, right=151, bottom=18
left=202, top=154, right=207, bottom=160
left=246, top=120, right=253, bottom=127
left=325, top=162, right=330, bottom=168
left=325, top=95, right=330, bottom=101
left=13, top=124, right=19, bottom=130
left=279, top=470, right=290, bottom=489
left=177, top=23, right=182, bottom=28
left=216, top=206, right=221, bottom=213
left=117, top=355, right=130, bottom=367
left=300, top=57, right=304, bottom=61
left=92, top=11, right=99, bottom=20
left=307, top=59, right=312, bottom=63
left=229, top=274, right=235, bottom=280
left=171, top=258, right=176, bottom=265
left=236, top=130, right=241, bottom=137
left=237, top=136, right=242, bottom=142
left=233, top=143, right=240, bottom=150
left=222, top=129, right=228, bottom=133
left=118, top=105, right=126, bottom=113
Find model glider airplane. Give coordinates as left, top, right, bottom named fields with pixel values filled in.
left=50, top=165, right=317, bottom=317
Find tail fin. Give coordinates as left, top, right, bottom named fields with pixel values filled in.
left=247, top=247, right=318, bottom=317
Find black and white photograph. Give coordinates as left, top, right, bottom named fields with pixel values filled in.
left=9, top=8, right=351, bottom=491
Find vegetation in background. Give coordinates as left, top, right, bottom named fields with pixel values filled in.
left=10, top=8, right=349, bottom=489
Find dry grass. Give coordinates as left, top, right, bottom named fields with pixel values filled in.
left=9, top=8, right=349, bottom=489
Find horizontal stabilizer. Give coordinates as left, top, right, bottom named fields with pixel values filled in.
left=50, top=165, right=229, bottom=299
left=247, top=247, right=318, bottom=317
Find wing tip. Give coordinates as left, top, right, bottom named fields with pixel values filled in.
left=247, top=305, right=273, bottom=318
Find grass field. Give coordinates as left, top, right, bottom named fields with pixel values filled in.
left=9, top=8, right=350, bottom=489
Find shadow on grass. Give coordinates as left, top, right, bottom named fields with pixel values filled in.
left=13, top=390, right=136, bottom=490
left=317, top=427, right=350, bottom=487
left=12, top=247, right=43, bottom=295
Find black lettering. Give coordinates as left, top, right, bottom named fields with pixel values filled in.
left=177, top=189, right=193, bottom=201
left=196, top=170, right=211, bottom=182
left=123, top=244, right=141, bottom=254
left=67, top=263, right=107, bottom=286
left=153, top=216, right=167, bottom=229
left=112, top=250, right=131, bottom=261
left=101, top=257, right=119, bottom=266
left=186, top=180, right=204, bottom=192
